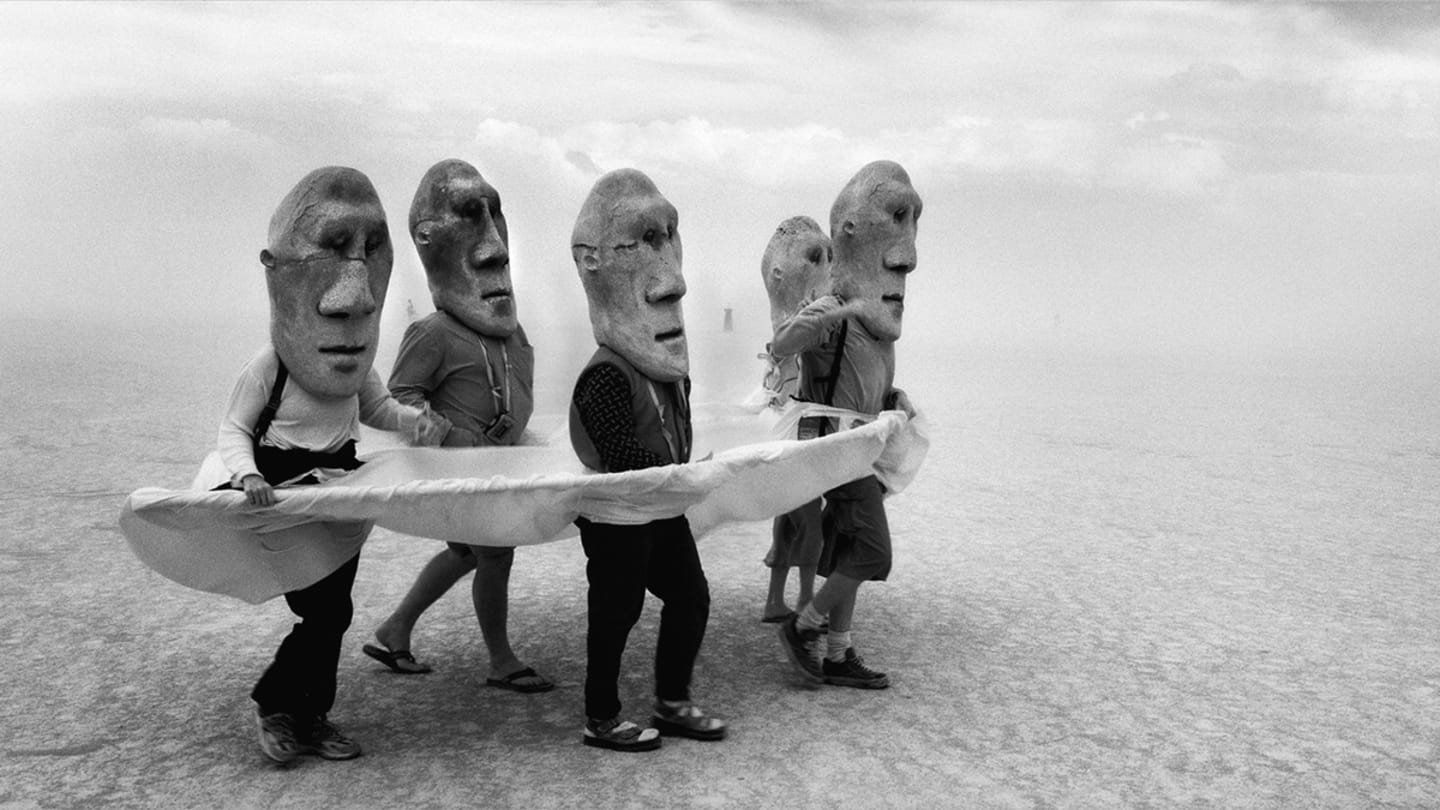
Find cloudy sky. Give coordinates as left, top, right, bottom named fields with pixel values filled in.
left=2, top=1, right=1437, bottom=364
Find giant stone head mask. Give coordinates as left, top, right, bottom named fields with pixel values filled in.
left=571, top=168, right=688, bottom=382
left=261, top=166, right=393, bottom=399
left=829, top=160, right=922, bottom=342
left=410, top=159, right=517, bottom=338
left=762, top=216, right=832, bottom=330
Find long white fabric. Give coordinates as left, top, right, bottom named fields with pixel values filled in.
left=120, top=401, right=928, bottom=604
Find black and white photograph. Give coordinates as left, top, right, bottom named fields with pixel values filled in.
left=1, top=2, right=1437, bottom=807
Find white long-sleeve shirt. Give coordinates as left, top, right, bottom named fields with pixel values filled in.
left=218, top=345, right=419, bottom=483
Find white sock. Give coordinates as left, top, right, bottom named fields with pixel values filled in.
left=827, top=631, right=852, bottom=662
left=798, top=604, right=826, bottom=631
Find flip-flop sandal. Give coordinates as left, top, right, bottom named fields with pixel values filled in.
left=651, top=702, right=727, bottom=741
left=582, top=718, right=661, bottom=752
left=485, top=666, right=555, bottom=693
left=362, top=643, right=433, bottom=675
left=761, top=613, right=828, bottom=631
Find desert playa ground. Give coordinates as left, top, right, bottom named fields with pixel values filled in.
left=2, top=317, right=1437, bottom=808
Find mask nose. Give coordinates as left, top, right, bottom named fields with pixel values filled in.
left=317, top=261, right=377, bottom=318
left=647, top=256, right=686, bottom=305
left=884, top=240, right=917, bottom=275
left=469, top=212, right=509, bottom=270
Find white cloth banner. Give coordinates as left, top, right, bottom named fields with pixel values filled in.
left=120, top=404, right=929, bottom=604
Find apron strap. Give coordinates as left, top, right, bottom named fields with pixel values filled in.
left=252, top=358, right=288, bottom=447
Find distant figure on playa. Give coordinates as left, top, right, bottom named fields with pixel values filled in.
left=775, top=161, right=921, bottom=690
left=756, top=216, right=833, bottom=624
left=363, top=159, right=554, bottom=694
left=219, top=166, right=446, bottom=763
left=568, top=168, right=726, bottom=751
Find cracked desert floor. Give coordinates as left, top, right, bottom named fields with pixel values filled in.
left=3, top=318, right=1436, bottom=809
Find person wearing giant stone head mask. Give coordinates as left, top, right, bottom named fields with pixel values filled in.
left=567, top=168, right=726, bottom=752
left=216, top=167, right=445, bottom=765
left=362, top=159, right=553, bottom=696
left=755, top=216, right=831, bottom=626
left=773, top=161, right=922, bottom=692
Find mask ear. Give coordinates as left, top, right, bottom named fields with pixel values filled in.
left=260, top=249, right=276, bottom=269
left=841, top=220, right=856, bottom=237
left=573, top=245, right=600, bottom=272
left=413, top=222, right=434, bottom=247
left=769, top=264, right=783, bottom=281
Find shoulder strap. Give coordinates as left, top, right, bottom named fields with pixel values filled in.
left=822, top=319, right=850, bottom=406
left=252, top=358, right=288, bottom=445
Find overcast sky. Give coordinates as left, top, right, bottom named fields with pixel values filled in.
left=2, top=1, right=1437, bottom=364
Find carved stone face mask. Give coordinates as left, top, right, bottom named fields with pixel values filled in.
left=572, top=168, right=688, bottom=382
left=762, top=215, right=832, bottom=330
left=410, top=159, right=516, bottom=338
left=828, top=160, right=922, bottom=342
left=261, top=166, right=393, bottom=399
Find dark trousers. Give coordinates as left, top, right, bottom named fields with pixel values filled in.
left=578, top=515, right=710, bottom=721
left=251, top=551, right=360, bottom=718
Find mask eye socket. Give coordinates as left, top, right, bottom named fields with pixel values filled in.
left=806, top=248, right=822, bottom=264
left=321, top=231, right=349, bottom=252
left=458, top=199, right=486, bottom=221
left=893, top=206, right=908, bottom=224
left=639, top=223, right=675, bottom=249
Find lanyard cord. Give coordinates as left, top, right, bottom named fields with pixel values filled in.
left=476, top=339, right=512, bottom=416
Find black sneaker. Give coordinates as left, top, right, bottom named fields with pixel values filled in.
left=300, top=715, right=362, bottom=760
left=822, top=648, right=890, bottom=689
left=778, top=614, right=824, bottom=684
left=254, top=708, right=303, bottom=764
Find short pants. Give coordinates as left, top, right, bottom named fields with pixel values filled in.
left=817, top=475, right=892, bottom=582
left=764, top=499, right=823, bottom=568
left=445, top=542, right=516, bottom=560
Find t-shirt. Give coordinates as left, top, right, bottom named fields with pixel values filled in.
left=387, top=311, right=535, bottom=448
left=774, top=307, right=895, bottom=414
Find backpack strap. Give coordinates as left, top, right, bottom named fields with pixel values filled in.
left=252, top=358, right=288, bottom=447
left=821, top=318, right=850, bottom=406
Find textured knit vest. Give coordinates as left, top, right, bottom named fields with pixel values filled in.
left=569, top=346, right=691, bottom=472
